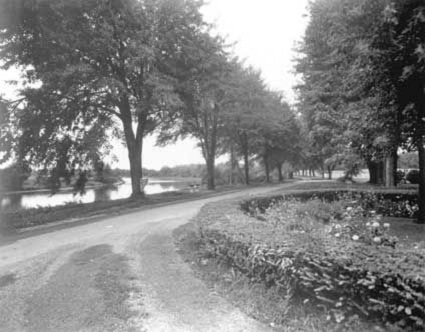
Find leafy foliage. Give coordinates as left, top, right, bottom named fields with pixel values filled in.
left=243, top=190, right=419, bottom=220
left=0, top=162, right=30, bottom=191
left=296, top=0, right=425, bottom=219
left=0, top=0, right=208, bottom=196
left=196, top=196, right=425, bottom=329
left=406, top=170, right=421, bottom=185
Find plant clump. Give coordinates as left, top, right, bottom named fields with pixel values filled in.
left=198, top=194, right=425, bottom=331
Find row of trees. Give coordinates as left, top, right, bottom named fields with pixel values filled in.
left=0, top=0, right=300, bottom=196
left=296, top=0, right=425, bottom=222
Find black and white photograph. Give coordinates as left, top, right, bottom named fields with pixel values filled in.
left=0, top=0, right=424, bottom=331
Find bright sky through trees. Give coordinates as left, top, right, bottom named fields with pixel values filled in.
left=138, top=0, right=309, bottom=170
left=0, top=0, right=309, bottom=170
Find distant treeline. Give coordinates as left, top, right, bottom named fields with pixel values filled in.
left=112, top=164, right=204, bottom=179
left=112, top=161, right=285, bottom=186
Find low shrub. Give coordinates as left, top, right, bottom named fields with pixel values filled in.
left=406, top=170, right=420, bottom=184
left=241, top=190, right=419, bottom=219
left=396, top=170, right=406, bottom=184
left=197, top=197, right=425, bottom=330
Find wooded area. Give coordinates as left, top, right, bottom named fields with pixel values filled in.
left=295, top=0, right=425, bottom=222
left=0, top=0, right=424, bottom=221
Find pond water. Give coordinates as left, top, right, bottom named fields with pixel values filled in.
left=0, top=177, right=197, bottom=210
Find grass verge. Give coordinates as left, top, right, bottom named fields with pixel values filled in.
left=0, top=182, right=275, bottom=230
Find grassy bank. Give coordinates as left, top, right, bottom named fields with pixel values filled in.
left=0, top=182, right=266, bottom=230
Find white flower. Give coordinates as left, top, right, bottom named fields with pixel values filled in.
left=352, top=235, right=359, bottom=241
left=346, top=207, right=353, bottom=212
left=383, top=223, right=390, bottom=228
left=335, top=233, right=341, bottom=238
left=372, top=222, right=380, bottom=228
left=366, top=222, right=371, bottom=227
left=373, top=236, right=382, bottom=244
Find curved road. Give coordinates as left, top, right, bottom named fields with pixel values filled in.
left=0, top=185, right=288, bottom=332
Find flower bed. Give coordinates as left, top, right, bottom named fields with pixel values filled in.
left=241, top=190, right=419, bottom=219
left=197, top=195, right=425, bottom=330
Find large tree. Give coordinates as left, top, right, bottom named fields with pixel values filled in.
left=0, top=0, right=206, bottom=197
left=297, top=0, right=425, bottom=221
left=159, top=33, right=231, bottom=190
left=296, top=0, right=398, bottom=183
left=371, top=0, right=425, bottom=221
left=220, top=64, right=268, bottom=185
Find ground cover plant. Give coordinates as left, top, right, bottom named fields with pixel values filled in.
left=242, top=190, right=419, bottom=219
left=174, top=221, right=380, bottom=332
left=193, top=191, right=425, bottom=331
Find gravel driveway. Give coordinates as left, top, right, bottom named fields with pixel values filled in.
left=0, top=185, right=293, bottom=331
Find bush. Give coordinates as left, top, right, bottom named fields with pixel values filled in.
left=406, top=170, right=420, bottom=184
left=0, top=164, right=30, bottom=191
left=197, top=196, right=425, bottom=330
left=396, top=170, right=406, bottom=184
left=241, top=190, right=419, bottom=219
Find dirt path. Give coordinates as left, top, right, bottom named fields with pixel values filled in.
left=0, top=184, right=297, bottom=331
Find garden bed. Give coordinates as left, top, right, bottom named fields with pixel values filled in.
left=190, top=190, right=425, bottom=331
left=241, top=189, right=419, bottom=219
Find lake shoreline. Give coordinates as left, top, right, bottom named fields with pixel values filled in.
left=0, top=181, right=278, bottom=232
left=0, top=177, right=202, bottom=211
left=0, top=176, right=201, bottom=196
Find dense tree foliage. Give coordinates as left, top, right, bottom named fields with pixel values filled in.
left=159, top=33, right=232, bottom=190
left=0, top=0, right=302, bottom=198
left=0, top=0, right=207, bottom=196
left=297, top=0, right=425, bottom=222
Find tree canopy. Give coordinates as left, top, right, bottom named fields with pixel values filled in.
left=296, top=0, right=425, bottom=222
left=0, top=0, right=304, bottom=196
left=0, top=0, right=207, bottom=196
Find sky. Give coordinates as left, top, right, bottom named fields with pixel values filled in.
left=0, top=0, right=310, bottom=170
left=135, top=0, right=310, bottom=170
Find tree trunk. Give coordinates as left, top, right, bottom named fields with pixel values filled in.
left=264, top=155, right=270, bottom=183
left=370, top=160, right=385, bottom=185
left=277, top=163, right=284, bottom=182
left=327, top=166, right=332, bottom=180
left=121, top=100, right=144, bottom=198
left=417, top=135, right=425, bottom=223
left=385, top=154, right=395, bottom=188
left=206, top=153, right=215, bottom=190
left=368, top=160, right=378, bottom=184
left=393, top=151, right=398, bottom=186
left=229, top=144, right=235, bottom=185
left=243, top=149, right=249, bottom=185
left=377, top=161, right=385, bottom=184
left=239, top=133, right=249, bottom=185
left=128, top=144, right=143, bottom=197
